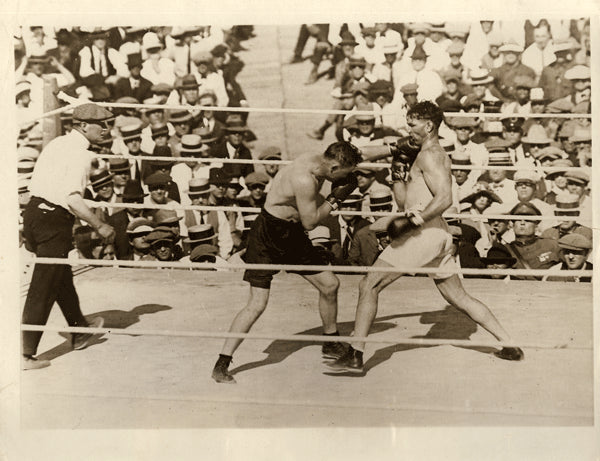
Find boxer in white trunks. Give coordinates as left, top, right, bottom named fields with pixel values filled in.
left=327, top=101, right=524, bottom=373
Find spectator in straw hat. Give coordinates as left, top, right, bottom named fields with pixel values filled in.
left=125, top=218, right=155, bottom=261
left=504, top=202, right=560, bottom=280
left=84, top=168, right=118, bottom=221
left=114, top=52, right=153, bottom=102
left=182, top=177, right=235, bottom=259
left=355, top=27, right=384, bottom=70
left=541, top=192, right=592, bottom=242
left=307, top=226, right=340, bottom=265
left=543, top=158, right=572, bottom=205
left=107, top=179, right=148, bottom=259
left=348, top=189, right=393, bottom=266
left=547, top=65, right=591, bottom=114
left=167, top=109, right=193, bottom=155
left=538, top=38, right=577, bottom=102
left=212, top=114, right=254, bottom=180
left=488, top=41, right=536, bottom=102
left=170, top=133, right=215, bottom=195
left=481, top=139, right=518, bottom=205
left=108, top=157, right=132, bottom=197
left=462, top=68, right=496, bottom=109
left=371, top=35, right=404, bottom=85
left=352, top=164, right=391, bottom=215
left=119, top=121, right=148, bottom=181
left=543, top=234, right=593, bottom=282
left=450, top=150, right=477, bottom=202
left=180, top=224, right=228, bottom=265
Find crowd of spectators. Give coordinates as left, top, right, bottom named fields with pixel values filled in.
left=16, top=21, right=593, bottom=281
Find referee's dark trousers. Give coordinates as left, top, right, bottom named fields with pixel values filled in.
left=22, top=197, right=88, bottom=356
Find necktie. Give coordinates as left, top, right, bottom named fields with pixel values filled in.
left=200, top=213, right=205, bottom=224
left=342, top=227, right=353, bottom=259
left=187, top=45, right=191, bottom=74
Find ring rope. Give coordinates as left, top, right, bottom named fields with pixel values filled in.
left=82, top=200, right=594, bottom=223
left=19, top=324, right=591, bottom=351
left=23, top=256, right=594, bottom=278
left=89, top=152, right=591, bottom=173
left=26, top=94, right=592, bottom=125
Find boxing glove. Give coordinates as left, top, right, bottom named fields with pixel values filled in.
left=389, top=136, right=421, bottom=183
left=386, top=216, right=417, bottom=240
left=325, top=173, right=359, bottom=209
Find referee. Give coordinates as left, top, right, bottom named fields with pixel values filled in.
left=22, top=103, right=116, bottom=370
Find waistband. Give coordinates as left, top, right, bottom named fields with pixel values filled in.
left=29, top=196, right=72, bottom=216
left=261, top=208, right=301, bottom=224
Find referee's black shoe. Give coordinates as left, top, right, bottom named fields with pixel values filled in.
left=325, top=346, right=364, bottom=373
left=321, top=341, right=348, bottom=359
left=493, top=347, right=524, bottom=361
left=72, top=317, right=105, bottom=350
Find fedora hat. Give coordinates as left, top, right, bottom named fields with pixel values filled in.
left=545, top=158, right=572, bottom=180
left=194, top=126, right=220, bottom=144
left=126, top=218, right=154, bottom=235
left=259, top=146, right=282, bottom=160
left=150, top=123, right=169, bottom=138
left=184, top=224, right=216, bottom=244
left=190, top=244, right=219, bottom=262
left=153, top=208, right=182, bottom=225
left=224, top=114, right=249, bottom=132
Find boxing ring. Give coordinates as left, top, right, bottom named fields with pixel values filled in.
left=18, top=88, right=595, bottom=429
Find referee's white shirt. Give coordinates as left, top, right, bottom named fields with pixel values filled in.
left=29, top=130, right=94, bottom=212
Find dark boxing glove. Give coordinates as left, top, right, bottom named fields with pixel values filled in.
left=389, top=136, right=421, bottom=183
left=325, top=173, right=359, bottom=210
left=386, top=216, right=418, bottom=240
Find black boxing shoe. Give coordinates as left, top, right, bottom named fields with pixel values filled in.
left=212, top=355, right=236, bottom=384
left=326, top=346, right=364, bottom=373
left=493, top=347, right=524, bottom=361
left=321, top=341, right=348, bottom=359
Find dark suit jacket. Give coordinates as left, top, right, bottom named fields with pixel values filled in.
left=348, top=225, right=382, bottom=266
left=113, top=76, right=153, bottom=102
left=212, top=140, right=254, bottom=179
left=107, top=210, right=133, bottom=260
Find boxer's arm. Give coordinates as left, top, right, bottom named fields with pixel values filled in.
left=418, top=150, right=453, bottom=223
left=294, top=175, right=333, bottom=231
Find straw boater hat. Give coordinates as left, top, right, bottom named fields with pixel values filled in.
left=120, top=123, right=143, bottom=142
left=369, top=188, right=394, bottom=211
left=308, top=226, right=338, bottom=246
left=168, top=110, right=193, bottom=124
left=466, top=68, right=493, bottom=86
left=183, top=224, right=216, bottom=244
left=187, top=178, right=211, bottom=196
left=340, top=193, right=363, bottom=207
left=553, top=192, right=581, bottom=217
left=89, top=169, right=113, bottom=191
left=179, top=134, right=206, bottom=156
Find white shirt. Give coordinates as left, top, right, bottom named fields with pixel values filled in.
left=521, top=43, right=556, bottom=79
left=395, top=68, right=444, bottom=103
left=29, top=130, right=94, bottom=211
left=488, top=178, right=517, bottom=205
left=141, top=57, right=176, bottom=86
left=78, top=45, right=129, bottom=78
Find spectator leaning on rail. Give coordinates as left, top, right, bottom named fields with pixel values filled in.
left=21, top=102, right=115, bottom=370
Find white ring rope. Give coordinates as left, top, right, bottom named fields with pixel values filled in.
left=89, top=152, right=591, bottom=174
left=82, top=200, right=593, bottom=223
left=19, top=323, right=591, bottom=351
left=23, top=256, right=594, bottom=279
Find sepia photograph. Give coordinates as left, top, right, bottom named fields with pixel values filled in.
left=1, top=1, right=598, bottom=459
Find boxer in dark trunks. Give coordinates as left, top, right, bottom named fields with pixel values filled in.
left=212, top=141, right=366, bottom=383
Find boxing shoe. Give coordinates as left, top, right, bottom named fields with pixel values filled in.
left=72, top=316, right=105, bottom=350
left=22, top=355, right=51, bottom=370
left=493, top=347, right=524, bottom=361
left=326, top=346, right=364, bottom=373
left=321, top=341, right=348, bottom=359
left=212, top=355, right=236, bottom=384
